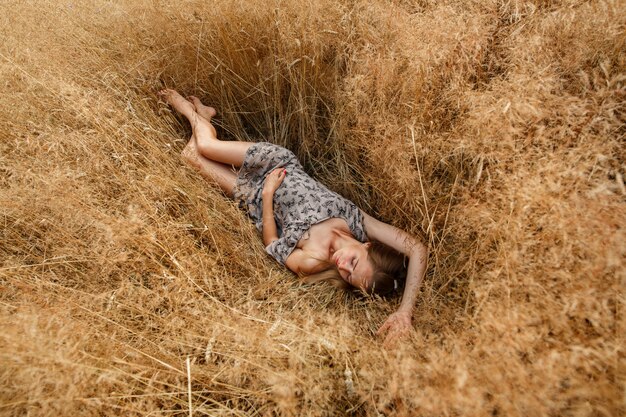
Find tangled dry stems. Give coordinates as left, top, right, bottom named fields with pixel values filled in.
left=0, top=0, right=624, bottom=416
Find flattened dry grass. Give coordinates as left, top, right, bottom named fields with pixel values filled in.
left=0, top=0, right=624, bottom=416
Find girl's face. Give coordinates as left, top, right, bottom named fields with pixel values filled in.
left=331, top=242, right=373, bottom=291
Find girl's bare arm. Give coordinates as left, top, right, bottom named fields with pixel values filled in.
left=261, top=168, right=287, bottom=246
left=261, top=191, right=279, bottom=246
left=361, top=211, right=428, bottom=345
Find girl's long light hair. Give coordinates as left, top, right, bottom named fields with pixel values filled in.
left=301, top=240, right=407, bottom=295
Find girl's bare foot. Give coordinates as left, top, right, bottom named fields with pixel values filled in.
left=188, top=96, right=217, bottom=120
left=159, top=89, right=197, bottom=121
left=160, top=88, right=218, bottom=146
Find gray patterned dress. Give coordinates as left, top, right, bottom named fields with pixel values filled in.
left=232, top=142, right=368, bottom=265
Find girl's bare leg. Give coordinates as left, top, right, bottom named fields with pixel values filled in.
left=181, top=134, right=237, bottom=197
left=159, top=89, right=252, bottom=167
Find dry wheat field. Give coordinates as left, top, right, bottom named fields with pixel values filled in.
left=0, top=0, right=624, bottom=416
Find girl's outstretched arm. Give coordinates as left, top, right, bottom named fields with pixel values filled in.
left=361, top=211, right=428, bottom=346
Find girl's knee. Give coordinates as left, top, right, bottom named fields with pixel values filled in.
left=181, top=144, right=200, bottom=167
left=194, top=137, right=213, bottom=158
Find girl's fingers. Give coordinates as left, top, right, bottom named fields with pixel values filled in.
left=272, top=168, right=286, bottom=177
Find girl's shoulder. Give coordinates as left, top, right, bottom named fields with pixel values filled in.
left=285, top=248, right=329, bottom=276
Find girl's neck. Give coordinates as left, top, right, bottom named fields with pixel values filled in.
left=328, top=229, right=351, bottom=256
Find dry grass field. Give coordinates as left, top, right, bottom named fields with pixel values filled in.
left=1, top=0, right=624, bottom=416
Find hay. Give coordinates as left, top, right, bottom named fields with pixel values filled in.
left=0, top=0, right=623, bottom=415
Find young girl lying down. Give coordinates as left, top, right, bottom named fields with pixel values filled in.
left=160, top=89, right=428, bottom=344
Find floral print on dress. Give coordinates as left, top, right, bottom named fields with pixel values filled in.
left=232, top=142, right=368, bottom=265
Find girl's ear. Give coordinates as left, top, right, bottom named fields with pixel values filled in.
left=364, top=242, right=372, bottom=249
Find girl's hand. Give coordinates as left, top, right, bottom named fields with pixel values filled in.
left=263, top=168, right=287, bottom=195
left=377, top=310, right=413, bottom=348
